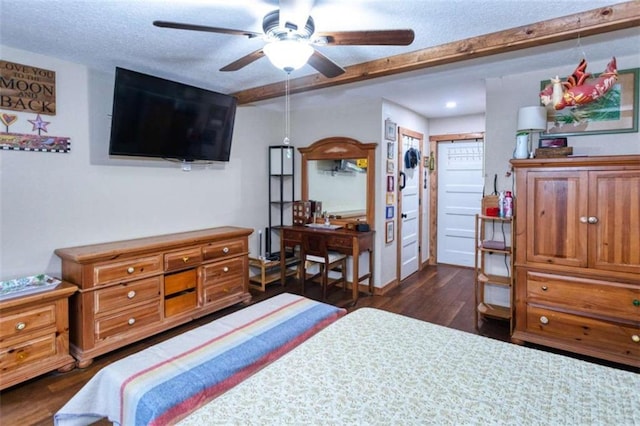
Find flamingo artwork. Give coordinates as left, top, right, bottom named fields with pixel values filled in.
left=540, top=57, right=618, bottom=110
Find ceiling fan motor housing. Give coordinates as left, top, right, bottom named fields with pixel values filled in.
left=263, top=10, right=315, bottom=41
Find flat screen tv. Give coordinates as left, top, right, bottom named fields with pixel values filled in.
left=109, top=67, right=237, bottom=162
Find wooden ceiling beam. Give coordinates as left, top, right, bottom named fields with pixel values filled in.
left=233, top=2, right=640, bottom=105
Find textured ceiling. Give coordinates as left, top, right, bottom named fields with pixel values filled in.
left=1, top=0, right=638, bottom=117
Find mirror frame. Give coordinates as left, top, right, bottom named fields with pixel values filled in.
left=299, top=137, right=377, bottom=227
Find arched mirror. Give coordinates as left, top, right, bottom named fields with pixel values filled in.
left=300, top=137, right=377, bottom=227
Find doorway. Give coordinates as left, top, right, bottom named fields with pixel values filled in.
left=397, top=127, right=423, bottom=281
left=428, top=134, right=485, bottom=267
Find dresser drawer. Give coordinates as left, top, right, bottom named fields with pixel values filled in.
left=203, top=277, right=245, bottom=305
left=524, top=305, right=640, bottom=360
left=525, top=271, right=640, bottom=319
left=95, top=301, right=161, bottom=341
left=165, top=291, right=197, bottom=317
left=0, top=304, right=56, bottom=339
left=94, top=255, right=163, bottom=285
left=94, top=277, right=161, bottom=315
left=202, top=239, right=246, bottom=261
left=0, top=331, right=57, bottom=371
left=201, top=257, right=245, bottom=285
left=164, top=269, right=197, bottom=296
left=164, top=248, right=203, bottom=272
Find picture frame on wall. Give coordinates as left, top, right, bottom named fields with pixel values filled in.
left=385, top=220, right=394, bottom=244
left=386, top=192, right=394, bottom=205
left=387, top=142, right=394, bottom=159
left=386, top=205, right=394, bottom=219
left=540, top=67, right=639, bottom=137
left=386, top=159, right=394, bottom=174
left=387, top=175, right=394, bottom=192
left=385, top=118, right=397, bottom=141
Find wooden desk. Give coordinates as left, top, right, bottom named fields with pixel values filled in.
left=279, top=225, right=374, bottom=303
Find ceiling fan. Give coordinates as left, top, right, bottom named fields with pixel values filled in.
left=153, top=0, right=415, bottom=78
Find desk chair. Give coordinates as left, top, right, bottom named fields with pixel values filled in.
left=301, top=233, right=347, bottom=300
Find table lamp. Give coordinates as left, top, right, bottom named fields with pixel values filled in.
left=516, top=106, right=547, bottom=158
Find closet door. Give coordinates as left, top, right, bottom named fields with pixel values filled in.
left=525, top=170, right=588, bottom=267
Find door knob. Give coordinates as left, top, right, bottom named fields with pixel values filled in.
left=401, top=213, right=407, bottom=219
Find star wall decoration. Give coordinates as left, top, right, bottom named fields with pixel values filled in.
left=28, top=114, right=50, bottom=135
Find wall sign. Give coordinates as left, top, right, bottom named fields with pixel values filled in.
left=0, top=60, right=56, bottom=115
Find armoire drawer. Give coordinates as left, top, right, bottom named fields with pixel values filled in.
left=94, top=276, right=161, bottom=315
left=525, top=271, right=640, bottom=319
left=524, top=305, right=640, bottom=360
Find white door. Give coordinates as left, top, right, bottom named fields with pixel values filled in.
left=436, top=140, right=484, bottom=267
left=399, top=130, right=422, bottom=280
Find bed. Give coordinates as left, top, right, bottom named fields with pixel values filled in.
left=56, top=294, right=639, bottom=425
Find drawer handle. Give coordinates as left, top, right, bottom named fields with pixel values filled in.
left=222, top=247, right=229, bottom=254
left=579, top=216, right=598, bottom=224
left=15, top=322, right=26, bottom=331
left=223, top=266, right=229, bottom=273
left=223, top=287, right=230, bottom=293
left=541, top=286, right=548, bottom=291
left=17, top=351, right=27, bottom=361
left=128, top=318, right=136, bottom=325
left=633, top=299, right=640, bottom=307
left=127, top=290, right=136, bottom=299
left=539, top=316, right=549, bottom=325
left=127, top=267, right=135, bottom=274
left=632, top=335, right=640, bottom=343
left=182, top=256, right=190, bottom=263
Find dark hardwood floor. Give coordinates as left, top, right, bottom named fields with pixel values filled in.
left=0, top=264, right=631, bottom=425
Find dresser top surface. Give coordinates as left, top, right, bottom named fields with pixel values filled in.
left=55, top=226, right=253, bottom=263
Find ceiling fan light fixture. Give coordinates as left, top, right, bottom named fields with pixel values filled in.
left=263, top=40, right=313, bottom=73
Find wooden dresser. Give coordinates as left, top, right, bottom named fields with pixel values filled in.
left=0, top=282, right=77, bottom=390
left=55, top=226, right=252, bottom=367
left=511, top=155, right=639, bottom=367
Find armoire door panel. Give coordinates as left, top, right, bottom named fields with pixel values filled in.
left=589, top=170, right=640, bottom=274
left=526, top=171, right=588, bottom=267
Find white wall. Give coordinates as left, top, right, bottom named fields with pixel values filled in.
left=485, top=53, right=640, bottom=195
left=0, top=46, right=281, bottom=280
left=382, top=100, right=429, bottom=283
left=428, top=113, right=485, bottom=136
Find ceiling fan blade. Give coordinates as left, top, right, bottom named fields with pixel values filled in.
left=307, top=50, right=345, bottom=78
left=153, top=20, right=262, bottom=39
left=220, top=49, right=266, bottom=72
left=279, top=0, right=315, bottom=31
left=315, top=29, right=415, bottom=46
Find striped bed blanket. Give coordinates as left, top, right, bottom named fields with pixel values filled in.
left=54, top=293, right=345, bottom=426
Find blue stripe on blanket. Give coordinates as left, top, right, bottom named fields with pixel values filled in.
left=135, top=302, right=341, bottom=425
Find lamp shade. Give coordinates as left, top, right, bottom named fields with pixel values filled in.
left=263, top=40, right=314, bottom=73
left=517, top=106, right=547, bottom=132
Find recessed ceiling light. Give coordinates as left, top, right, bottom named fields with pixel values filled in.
left=446, top=101, right=457, bottom=109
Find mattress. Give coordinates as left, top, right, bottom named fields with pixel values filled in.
left=180, top=307, right=640, bottom=425
left=54, top=293, right=345, bottom=426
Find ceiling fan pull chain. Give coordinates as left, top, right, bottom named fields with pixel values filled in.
left=284, top=72, right=291, bottom=145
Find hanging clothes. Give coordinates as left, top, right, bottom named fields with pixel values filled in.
left=404, top=147, right=420, bottom=169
